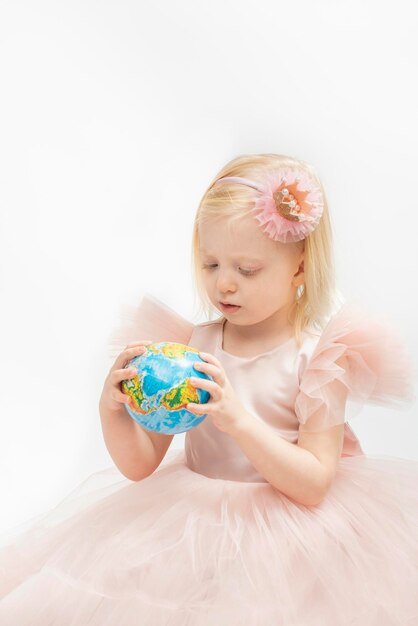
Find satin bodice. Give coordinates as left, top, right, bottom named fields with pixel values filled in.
left=184, top=318, right=364, bottom=483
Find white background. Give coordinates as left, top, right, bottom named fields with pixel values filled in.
left=0, top=0, right=417, bottom=535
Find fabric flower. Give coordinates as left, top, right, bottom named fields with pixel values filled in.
left=251, top=167, right=324, bottom=243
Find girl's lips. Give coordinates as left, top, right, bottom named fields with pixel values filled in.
left=219, top=302, right=241, bottom=312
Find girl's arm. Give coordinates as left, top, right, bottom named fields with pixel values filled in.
left=230, top=412, right=343, bottom=506
left=99, top=400, right=164, bottom=481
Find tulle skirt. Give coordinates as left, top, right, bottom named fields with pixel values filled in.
left=1, top=448, right=417, bottom=626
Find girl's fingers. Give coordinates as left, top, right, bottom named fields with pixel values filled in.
left=198, top=351, right=221, bottom=368
left=111, top=369, right=138, bottom=405
left=187, top=402, right=208, bottom=412
left=190, top=377, right=216, bottom=393
left=112, top=388, right=131, bottom=404
left=190, top=378, right=219, bottom=403
left=193, top=362, right=221, bottom=385
left=194, top=362, right=218, bottom=376
left=111, top=341, right=152, bottom=372
left=112, top=367, right=138, bottom=384
left=106, top=367, right=138, bottom=408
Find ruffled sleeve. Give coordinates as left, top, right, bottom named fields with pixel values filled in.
left=106, top=292, right=195, bottom=360
left=294, top=302, right=416, bottom=433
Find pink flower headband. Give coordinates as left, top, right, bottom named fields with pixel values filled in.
left=212, top=167, right=324, bottom=243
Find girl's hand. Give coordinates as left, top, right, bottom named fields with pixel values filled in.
left=187, top=351, right=246, bottom=435
left=99, top=340, right=154, bottom=414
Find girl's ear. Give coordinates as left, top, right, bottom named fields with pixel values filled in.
left=292, top=257, right=305, bottom=287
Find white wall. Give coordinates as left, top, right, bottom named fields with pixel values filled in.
left=1, top=0, right=417, bottom=534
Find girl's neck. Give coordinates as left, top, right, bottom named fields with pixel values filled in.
left=222, top=306, right=295, bottom=351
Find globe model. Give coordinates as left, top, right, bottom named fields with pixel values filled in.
left=121, top=341, right=212, bottom=435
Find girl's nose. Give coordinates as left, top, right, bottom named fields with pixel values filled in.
left=216, top=271, right=236, bottom=292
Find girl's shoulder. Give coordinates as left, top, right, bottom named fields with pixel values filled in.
left=297, top=300, right=415, bottom=388
left=107, top=292, right=225, bottom=360
left=188, top=316, right=225, bottom=355
left=294, top=301, right=415, bottom=431
left=107, top=292, right=196, bottom=359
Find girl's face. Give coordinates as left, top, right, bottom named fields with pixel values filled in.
left=198, top=215, right=304, bottom=327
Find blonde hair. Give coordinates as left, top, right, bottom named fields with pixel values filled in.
left=190, top=153, right=339, bottom=348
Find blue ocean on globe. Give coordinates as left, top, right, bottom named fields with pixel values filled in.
left=121, top=341, right=213, bottom=434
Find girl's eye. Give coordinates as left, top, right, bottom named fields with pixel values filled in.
left=202, top=264, right=258, bottom=277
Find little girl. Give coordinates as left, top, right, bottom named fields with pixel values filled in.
left=1, top=153, right=417, bottom=625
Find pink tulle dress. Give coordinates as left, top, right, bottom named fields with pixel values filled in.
left=1, top=293, right=417, bottom=625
